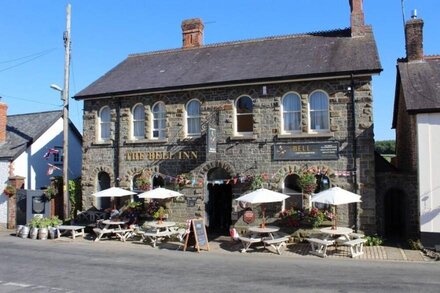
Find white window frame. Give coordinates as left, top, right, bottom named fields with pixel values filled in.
left=234, top=95, right=253, bottom=136
left=131, top=103, right=145, bottom=140
left=281, top=92, right=302, bottom=134
left=151, top=101, right=166, bottom=139
left=308, top=90, right=330, bottom=133
left=98, top=106, right=111, bottom=142
left=185, top=99, right=201, bottom=138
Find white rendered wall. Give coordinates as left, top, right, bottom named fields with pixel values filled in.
left=417, top=113, right=440, bottom=234
left=0, top=161, right=11, bottom=227
left=13, top=118, right=82, bottom=190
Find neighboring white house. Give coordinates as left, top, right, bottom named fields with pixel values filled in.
left=392, top=15, right=440, bottom=247
left=0, top=102, right=82, bottom=228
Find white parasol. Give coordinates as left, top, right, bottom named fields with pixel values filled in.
left=236, top=188, right=289, bottom=227
left=311, top=187, right=361, bottom=228
left=92, top=187, right=137, bottom=198
left=137, top=187, right=183, bottom=199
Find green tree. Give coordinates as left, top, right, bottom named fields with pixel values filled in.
left=375, top=140, right=395, bottom=154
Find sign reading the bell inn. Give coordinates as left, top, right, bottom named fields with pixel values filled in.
left=125, top=151, right=198, bottom=161
left=273, top=142, right=339, bottom=161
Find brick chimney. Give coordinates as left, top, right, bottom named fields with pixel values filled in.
left=0, top=101, right=8, bottom=143
left=405, top=14, right=424, bottom=62
left=349, top=0, right=365, bottom=37
left=182, top=18, right=204, bottom=48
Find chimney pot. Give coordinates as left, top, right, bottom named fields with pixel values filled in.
left=349, top=0, right=365, bottom=37
left=181, top=18, right=204, bottom=48
left=405, top=18, right=424, bottom=62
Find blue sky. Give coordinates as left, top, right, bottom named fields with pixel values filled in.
left=1, top=0, right=439, bottom=141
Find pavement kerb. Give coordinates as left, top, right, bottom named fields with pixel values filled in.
left=1, top=229, right=436, bottom=262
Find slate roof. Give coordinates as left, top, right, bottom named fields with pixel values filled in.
left=74, top=28, right=382, bottom=99
left=392, top=56, right=440, bottom=128
left=0, top=111, right=81, bottom=160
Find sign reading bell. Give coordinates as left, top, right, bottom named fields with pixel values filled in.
left=273, top=142, right=339, bottom=161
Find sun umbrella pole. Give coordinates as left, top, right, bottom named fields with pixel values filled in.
left=333, top=205, right=337, bottom=229
left=261, top=205, right=266, bottom=228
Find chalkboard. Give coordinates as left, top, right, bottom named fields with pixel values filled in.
left=183, top=219, right=209, bottom=252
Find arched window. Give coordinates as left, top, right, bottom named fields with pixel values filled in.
left=186, top=99, right=201, bottom=137
left=282, top=92, right=301, bottom=133
left=132, top=104, right=145, bottom=139
left=309, top=91, right=329, bottom=132
left=99, top=106, right=111, bottom=141
left=152, top=102, right=166, bottom=139
left=96, top=171, right=111, bottom=209
left=235, top=95, right=253, bottom=134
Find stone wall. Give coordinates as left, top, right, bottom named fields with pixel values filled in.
left=81, top=77, right=377, bottom=234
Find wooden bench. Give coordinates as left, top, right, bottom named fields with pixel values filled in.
left=263, top=236, right=290, bottom=255
left=93, top=228, right=115, bottom=241
left=307, top=238, right=335, bottom=258
left=142, top=230, right=174, bottom=248
left=57, top=225, right=86, bottom=240
left=113, top=229, right=134, bottom=242
left=342, top=238, right=367, bottom=258
left=238, top=236, right=262, bottom=253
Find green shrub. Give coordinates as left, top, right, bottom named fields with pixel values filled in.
left=365, top=234, right=384, bottom=246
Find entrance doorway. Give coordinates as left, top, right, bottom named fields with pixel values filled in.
left=384, top=188, right=407, bottom=241
left=206, top=168, right=232, bottom=235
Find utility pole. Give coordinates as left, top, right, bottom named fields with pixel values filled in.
left=62, top=4, right=71, bottom=220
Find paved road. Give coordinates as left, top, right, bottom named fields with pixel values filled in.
left=0, top=233, right=439, bottom=293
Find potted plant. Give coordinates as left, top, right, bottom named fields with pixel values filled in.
left=38, top=217, right=51, bottom=240
left=29, top=217, right=41, bottom=240
left=153, top=206, right=166, bottom=224
left=49, top=216, right=62, bottom=239
left=3, top=184, right=16, bottom=197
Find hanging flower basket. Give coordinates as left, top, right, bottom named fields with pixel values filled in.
left=3, top=185, right=16, bottom=197
left=297, top=172, right=317, bottom=194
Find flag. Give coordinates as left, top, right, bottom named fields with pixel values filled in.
left=47, top=163, right=61, bottom=176
left=44, top=148, right=59, bottom=159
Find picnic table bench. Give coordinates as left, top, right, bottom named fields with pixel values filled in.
left=57, top=225, right=86, bottom=239
left=307, top=238, right=335, bottom=258
left=342, top=238, right=367, bottom=258
left=262, top=236, right=290, bottom=255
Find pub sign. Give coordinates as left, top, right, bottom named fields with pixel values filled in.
left=273, top=142, right=339, bottom=161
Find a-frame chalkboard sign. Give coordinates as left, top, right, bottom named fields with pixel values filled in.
left=183, top=218, right=210, bottom=252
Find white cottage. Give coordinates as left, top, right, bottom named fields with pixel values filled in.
left=0, top=102, right=82, bottom=228
left=392, top=16, right=440, bottom=247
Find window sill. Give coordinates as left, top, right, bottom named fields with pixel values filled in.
left=277, top=132, right=334, bottom=139
left=229, top=134, right=257, bottom=141
left=125, top=138, right=168, bottom=144
left=92, top=141, right=112, bottom=146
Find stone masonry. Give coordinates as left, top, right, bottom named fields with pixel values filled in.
left=81, top=77, right=377, bottom=235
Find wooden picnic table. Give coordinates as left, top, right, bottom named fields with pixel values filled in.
left=56, top=225, right=86, bottom=239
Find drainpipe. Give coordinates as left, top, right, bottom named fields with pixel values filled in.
left=114, top=99, right=121, bottom=188
left=350, top=74, right=359, bottom=232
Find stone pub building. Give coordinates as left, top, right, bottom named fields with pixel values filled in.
left=74, top=0, right=382, bottom=235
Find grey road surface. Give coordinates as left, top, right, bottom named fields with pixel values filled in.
left=0, top=234, right=439, bottom=293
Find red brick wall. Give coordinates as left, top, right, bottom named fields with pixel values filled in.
left=0, top=103, right=8, bottom=143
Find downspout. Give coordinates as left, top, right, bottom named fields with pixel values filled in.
left=350, top=73, right=359, bottom=232
left=114, top=99, right=121, bottom=188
